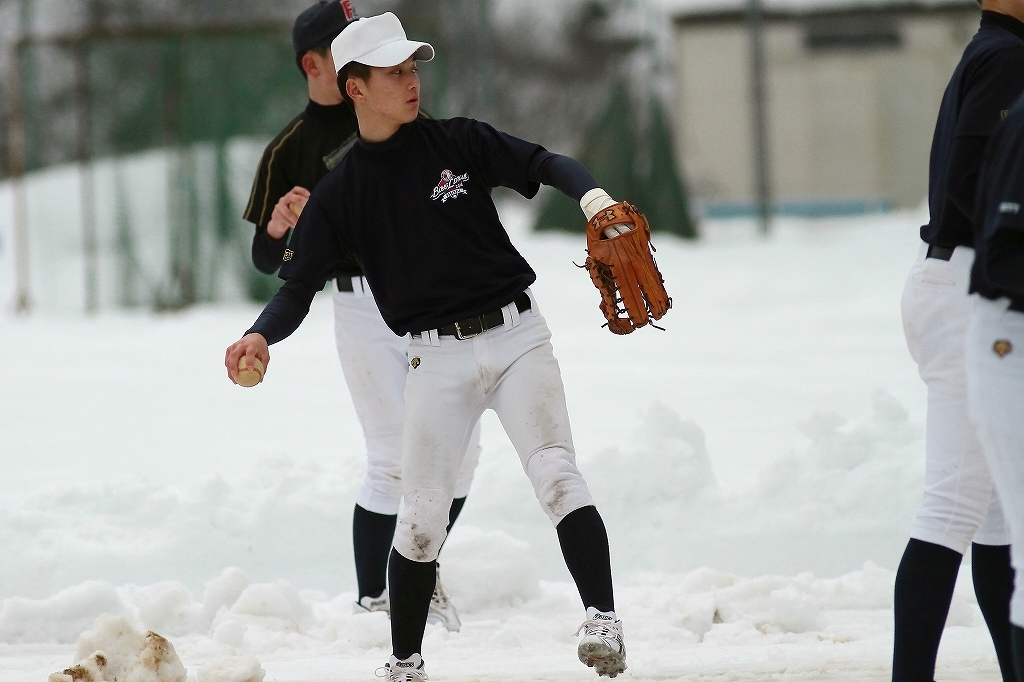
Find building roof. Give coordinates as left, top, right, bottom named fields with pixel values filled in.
left=664, top=0, right=978, bottom=22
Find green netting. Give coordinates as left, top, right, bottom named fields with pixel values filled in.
left=11, top=12, right=692, bottom=313
left=16, top=26, right=307, bottom=308
left=639, top=98, right=695, bottom=239
left=20, top=29, right=303, bottom=165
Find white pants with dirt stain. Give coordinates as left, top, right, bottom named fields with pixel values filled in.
left=901, top=243, right=1008, bottom=554
left=967, top=295, right=1024, bottom=626
left=393, top=291, right=595, bottom=562
left=332, top=278, right=480, bottom=516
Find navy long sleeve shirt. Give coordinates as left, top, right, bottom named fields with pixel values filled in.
left=246, top=117, right=597, bottom=342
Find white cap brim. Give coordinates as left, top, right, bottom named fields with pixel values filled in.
left=357, top=41, right=434, bottom=68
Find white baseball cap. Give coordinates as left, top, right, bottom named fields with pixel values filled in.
left=330, top=12, right=434, bottom=71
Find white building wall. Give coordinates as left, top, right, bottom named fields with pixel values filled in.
left=675, top=25, right=754, bottom=203
left=673, top=10, right=978, bottom=214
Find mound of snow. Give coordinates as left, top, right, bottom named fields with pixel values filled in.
left=0, top=582, right=136, bottom=644
left=440, top=526, right=542, bottom=611
left=48, top=614, right=186, bottom=682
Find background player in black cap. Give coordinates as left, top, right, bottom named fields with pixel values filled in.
left=895, top=1, right=1024, bottom=680
left=967, top=91, right=1024, bottom=682
left=241, top=0, right=480, bottom=631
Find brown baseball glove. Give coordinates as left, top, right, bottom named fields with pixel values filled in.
left=583, top=202, right=671, bottom=334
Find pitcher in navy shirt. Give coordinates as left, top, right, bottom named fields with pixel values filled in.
left=243, top=1, right=480, bottom=630
left=225, top=12, right=628, bottom=682
left=896, top=3, right=1024, bottom=682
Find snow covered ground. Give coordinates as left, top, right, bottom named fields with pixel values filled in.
left=0, top=190, right=1004, bottom=680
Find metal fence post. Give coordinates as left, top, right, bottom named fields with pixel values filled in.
left=8, top=41, right=31, bottom=313
left=748, top=0, right=773, bottom=235
left=74, top=39, right=99, bottom=313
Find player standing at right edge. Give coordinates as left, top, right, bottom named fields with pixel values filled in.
left=895, top=2, right=1024, bottom=681
left=226, top=12, right=629, bottom=681
left=967, top=92, right=1024, bottom=681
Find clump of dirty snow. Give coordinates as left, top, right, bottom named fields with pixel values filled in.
left=48, top=614, right=186, bottom=682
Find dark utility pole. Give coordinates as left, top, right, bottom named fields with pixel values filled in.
left=747, top=0, right=773, bottom=235
left=10, top=0, right=33, bottom=313
left=74, top=40, right=99, bottom=314
left=449, top=0, right=494, bottom=120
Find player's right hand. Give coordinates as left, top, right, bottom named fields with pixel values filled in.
left=267, top=186, right=311, bottom=240
left=225, top=333, right=270, bottom=385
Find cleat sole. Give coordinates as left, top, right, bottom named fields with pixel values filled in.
left=578, top=641, right=626, bottom=678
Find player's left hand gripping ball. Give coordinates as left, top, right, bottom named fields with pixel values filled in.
left=236, top=356, right=265, bottom=388
left=583, top=202, right=672, bottom=334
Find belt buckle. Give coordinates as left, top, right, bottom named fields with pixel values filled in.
left=454, top=317, right=481, bottom=340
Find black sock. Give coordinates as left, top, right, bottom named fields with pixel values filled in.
left=388, top=549, right=436, bottom=658
left=434, top=495, right=469, bottom=565
left=1012, top=625, right=1024, bottom=682
left=447, top=496, right=467, bottom=534
left=892, top=538, right=963, bottom=682
left=973, top=543, right=1015, bottom=682
left=352, top=496, right=466, bottom=599
left=556, top=505, right=614, bottom=613
left=352, top=505, right=397, bottom=599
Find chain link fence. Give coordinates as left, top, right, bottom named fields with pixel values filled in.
left=6, top=23, right=314, bottom=312
left=2, top=0, right=694, bottom=314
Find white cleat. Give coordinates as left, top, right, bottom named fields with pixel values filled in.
left=377, top=653, right=427, bottom=682
left=426, top=566, right=461, bottom=632
left=354, top=591, right=390, bottom=615
left=576, top=607, right=626, bottom=678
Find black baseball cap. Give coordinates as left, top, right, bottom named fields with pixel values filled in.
left=293, top=0, right=359, bottom=54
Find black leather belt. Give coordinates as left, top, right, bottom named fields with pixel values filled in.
left=437, top=293, right=532, bottom=340
left=336, top=276, right=366, bottom=292
left=926, top=244, right=955, bottom=261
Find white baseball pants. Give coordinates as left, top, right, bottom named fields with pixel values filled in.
left=901, top=243, right=1008, bottom=553
left=332, top=278, right=481, bottom=515
left=966, top=295, right=1024, bottom=626
left=392, top=291, right=596, bottom=562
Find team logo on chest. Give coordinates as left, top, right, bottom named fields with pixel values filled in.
left=431, top=169, right=470, bottom=203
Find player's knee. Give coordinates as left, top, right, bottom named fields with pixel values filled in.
left=364, top=463, right=402, bottom=489
left=911, top=511, right=986, bottom=556
left=392, top=487, right=452, bottom=562
left=360, top=467, right=403, bottom=508
left=525, top=448, right=595, bottom=523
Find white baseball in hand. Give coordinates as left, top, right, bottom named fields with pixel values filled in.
left=289, top=196, right=307, bottom=220
left=236, top=356, right=264, bottom=388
